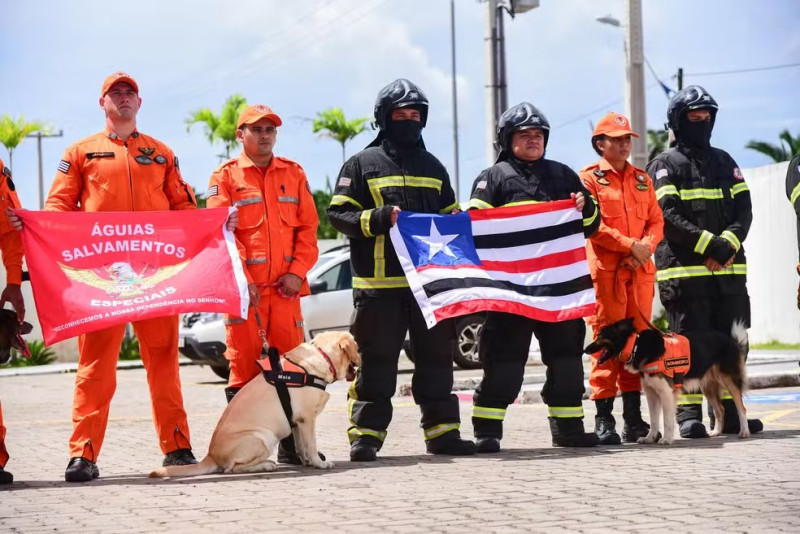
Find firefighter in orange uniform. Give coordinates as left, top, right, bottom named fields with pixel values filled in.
left=580, top=112, right=664, bottom=445
left=0, top=157, right=25, bottom=484
left=36, top=72, right=206, bottom=482
left=206, top=104, right=319, bottom=464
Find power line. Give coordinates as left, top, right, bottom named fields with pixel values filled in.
left=679, top=62, right=800, bottom=78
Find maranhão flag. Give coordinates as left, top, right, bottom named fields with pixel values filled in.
left=389, top=200, right=596, bottom=328
left=15, top=208, right=249, bottom=345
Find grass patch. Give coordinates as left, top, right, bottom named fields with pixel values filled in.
left=751, top=340, right=800, bottom=350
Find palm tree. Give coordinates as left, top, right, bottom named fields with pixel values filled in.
left=312, top=107, right=370, bottom=164
left=186, top=94, right=247, bottom=159
left=746, top=130, right=800, bottom=163
left=312, top=176, right=337, bottom=238
left=0, top=114, right=47, bottom=170
left=647, top=129, right=669, bottom=162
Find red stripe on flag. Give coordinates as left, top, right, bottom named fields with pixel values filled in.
left=433, top=299, right=596, bottom=324
left=480, top=248, right=588, bottom=273
left=468, top=199, right=575, bottom=221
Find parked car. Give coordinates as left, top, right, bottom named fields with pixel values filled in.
left=178, top=244, right=496, bottom=378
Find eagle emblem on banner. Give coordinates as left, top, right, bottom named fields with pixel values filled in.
left=59, top=261, right=190, bottom=297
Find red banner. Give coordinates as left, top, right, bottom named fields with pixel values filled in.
left=16, top=208, right=249, bottom=345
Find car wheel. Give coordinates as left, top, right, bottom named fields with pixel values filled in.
left=454, top=314, right=484, bottom=370
left=210, top=362, right=230, bottom=381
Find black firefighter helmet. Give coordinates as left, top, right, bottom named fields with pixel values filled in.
left=666, top=85, right=718, bottom=133
left=495, top=102, right=550, bottom=159
left=373, top=78, right=429, bottom=130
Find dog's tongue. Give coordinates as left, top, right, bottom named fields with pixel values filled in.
left=16, top=332, right=31, bottom=358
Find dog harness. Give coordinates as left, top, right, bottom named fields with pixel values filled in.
left=256, top=346, right=335, bottom=427
left=621, top=333, right=691, bottom=388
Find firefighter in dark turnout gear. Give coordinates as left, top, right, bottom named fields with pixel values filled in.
left=785, top=153, right=800, bottom=310
left=327, top=79, right=476, bottom=461
left=647, top=85, right=762, bottom=438
left=468, top=102, right=601, bottom=451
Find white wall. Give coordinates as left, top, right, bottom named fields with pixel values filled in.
left=744, top=160, right=798, bottom=343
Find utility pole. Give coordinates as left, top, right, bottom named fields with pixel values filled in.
left=26, top=130, right=63, bottom=209
left=677, top=67, right=684, bottom=90
left=626, top=0, right=648, bottom=169
left=450, top=0, right=460, bottom=200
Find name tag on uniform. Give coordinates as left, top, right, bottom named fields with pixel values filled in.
left=86, top=152, right=115, bottom=159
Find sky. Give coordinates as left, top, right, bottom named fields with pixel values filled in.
left=2, top=0, right=799, bottom=209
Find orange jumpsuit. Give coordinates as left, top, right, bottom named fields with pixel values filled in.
left=580, top=159, right=664, bottom=400
left=0, top=157, right=23, bottom=469
left=207, top=154, right=318, bottom=388
left=46, top=129, right=197, bottom=461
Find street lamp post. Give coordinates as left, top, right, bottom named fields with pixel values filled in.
left=596, top=0, right=648, bottom=169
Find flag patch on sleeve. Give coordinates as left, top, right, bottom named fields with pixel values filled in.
left=337, top=177, right=351, bottom=187
left=207, top=185, right=219, bottom=197
left=655, top=169, right=668, bottom=180
left=58, top=160, right=71, bottom=174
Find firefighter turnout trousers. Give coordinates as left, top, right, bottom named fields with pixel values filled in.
left=347, top=291, right=461, bottom=448
left=473, top=312, right=588, bottom=439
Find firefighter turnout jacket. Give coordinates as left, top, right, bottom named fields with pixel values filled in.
left=646, top=144, right=751, bottom=305
left=327, top=140, right=459, bottom=297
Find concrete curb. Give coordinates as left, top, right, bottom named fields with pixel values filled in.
left=0, top=357, right=198, bottom=377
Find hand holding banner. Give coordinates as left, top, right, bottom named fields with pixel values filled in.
left=15, top=208, right=249, bottom=345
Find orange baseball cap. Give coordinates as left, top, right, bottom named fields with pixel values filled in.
left=101, top=72, right=139, bottom=97
left=237, top=104, right=283, bottom=129
left=593, top=112, right=639, bottom=138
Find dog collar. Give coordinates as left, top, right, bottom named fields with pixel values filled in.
left=313, top=345, right=338, bottom=381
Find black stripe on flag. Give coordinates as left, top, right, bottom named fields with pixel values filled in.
left=473, top=218, right=583, bottom=249
left=422, top=275, right=593, bottom=299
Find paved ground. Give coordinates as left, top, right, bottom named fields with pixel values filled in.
left=1, top=362, right=799, bottom=533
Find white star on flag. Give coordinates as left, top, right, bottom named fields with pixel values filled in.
left=416, top=220, right=459, bottom=260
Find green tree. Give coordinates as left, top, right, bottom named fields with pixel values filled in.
left=186, top=94, right=247, bottom=159
left=746, top=130, right=800, bottom=163
left=193, top=187, right=207, bottom=209
left=647, top=129, right=669, bottom=162
left=0, top=114, right=47, bottom=170
left=312, top=107, right=370, bottom=164
left=313, top=177, right=337, bottom=239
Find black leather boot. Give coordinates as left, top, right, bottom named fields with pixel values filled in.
left=677, top=403, right=708, bottom=438
left=278, top=435, right=326, bottom=465
left=163, top=448, right=198, bottom=466
left=65, top=457, right=99, bottom=483
left=594, top=398, right=621, bottom=445
left=550, top=418, right=600, bottom=447
left=621, top=391, right=651, bottom=442
left=0, top=465, right=12, bottom=484
left=349, top=436, right=381, bottom=462
left=709, top=398, right=763, bottom=434
left=426, top=431, right=477, bottom=455
left=224, top=386, right=241, bottom=404
left=476, top=437, right=501, bottom=453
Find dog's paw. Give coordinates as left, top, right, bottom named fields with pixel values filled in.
left=637, top=435, right=657, bottom=444
left=312, top=459, right=335, bottom=469
left=658, top=436, right=674, bottom=445
left=709, top=428, right=722, bottom=437
left=739, top=429, right=751, bottom=439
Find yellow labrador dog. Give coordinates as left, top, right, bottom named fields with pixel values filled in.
left=150, top=331, right=360, bottom=478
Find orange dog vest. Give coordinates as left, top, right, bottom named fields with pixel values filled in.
left=622, top=333, right=691, bottom=388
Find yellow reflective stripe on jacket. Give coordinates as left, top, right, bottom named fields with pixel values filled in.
left=501, top=200, right=542, bottom=207
left=468, top=198, right=494, bottom=210
left=360, top=209, right=374, bottom=238
left=473, top=406, right=507, bottom=421
left=791, top=182, right=800, bottom=206
left=440, top=200, right=460, bottom=214
left=680, top=188, right=724, bottom=201
left=694, top=230, right=715, bottom=254
left=547, top=406, right=585, bottom=418
left=656, top=263, right=747, bottom=281
left=353, top=276, right=409, bottom=289
left=656, top=184, right=679, bottom=200
left=330, top=194, right=364, bottom=210
left=677, top=393, right=704, bottom=405
left=367, top=175, right=442, bottom=206
left=347, top=426, right=388, bottom=444
left=720, top=230, right=741, bottom=251
left=730, top=182, right=749, bottom=197
left=374, top=234, right=385, bottom=278
left=583, top=201, right=599, bottom=227
left=423, top=422, right=460, bottom=440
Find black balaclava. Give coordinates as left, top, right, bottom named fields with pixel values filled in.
left=385, top=117, right=423, bottom=149
left=677, top=114, right=713, bottom=149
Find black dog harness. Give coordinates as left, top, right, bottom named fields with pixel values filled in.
left=255, top=346, right=334, bottom=427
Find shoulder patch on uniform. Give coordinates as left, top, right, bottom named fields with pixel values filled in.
left=139, top=147, right=155, bottom=156
left=476, top=180, right=488, bottom=190
left=636, top=174, right=647, bottom=183
left=593, top=169, right=606, bottom=178
left=58, top=160, right=71, bottom=174
left=636, top=183, right=649, bottom=191
left=337, top=177, right=351, bottom=187
left=596, top=177, right=610, bottom=186
left=733, top=167, right=744, bottom=180
left=655, top=168, right=668, bottom=180
left=207, top=185, right=219, bottom=197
